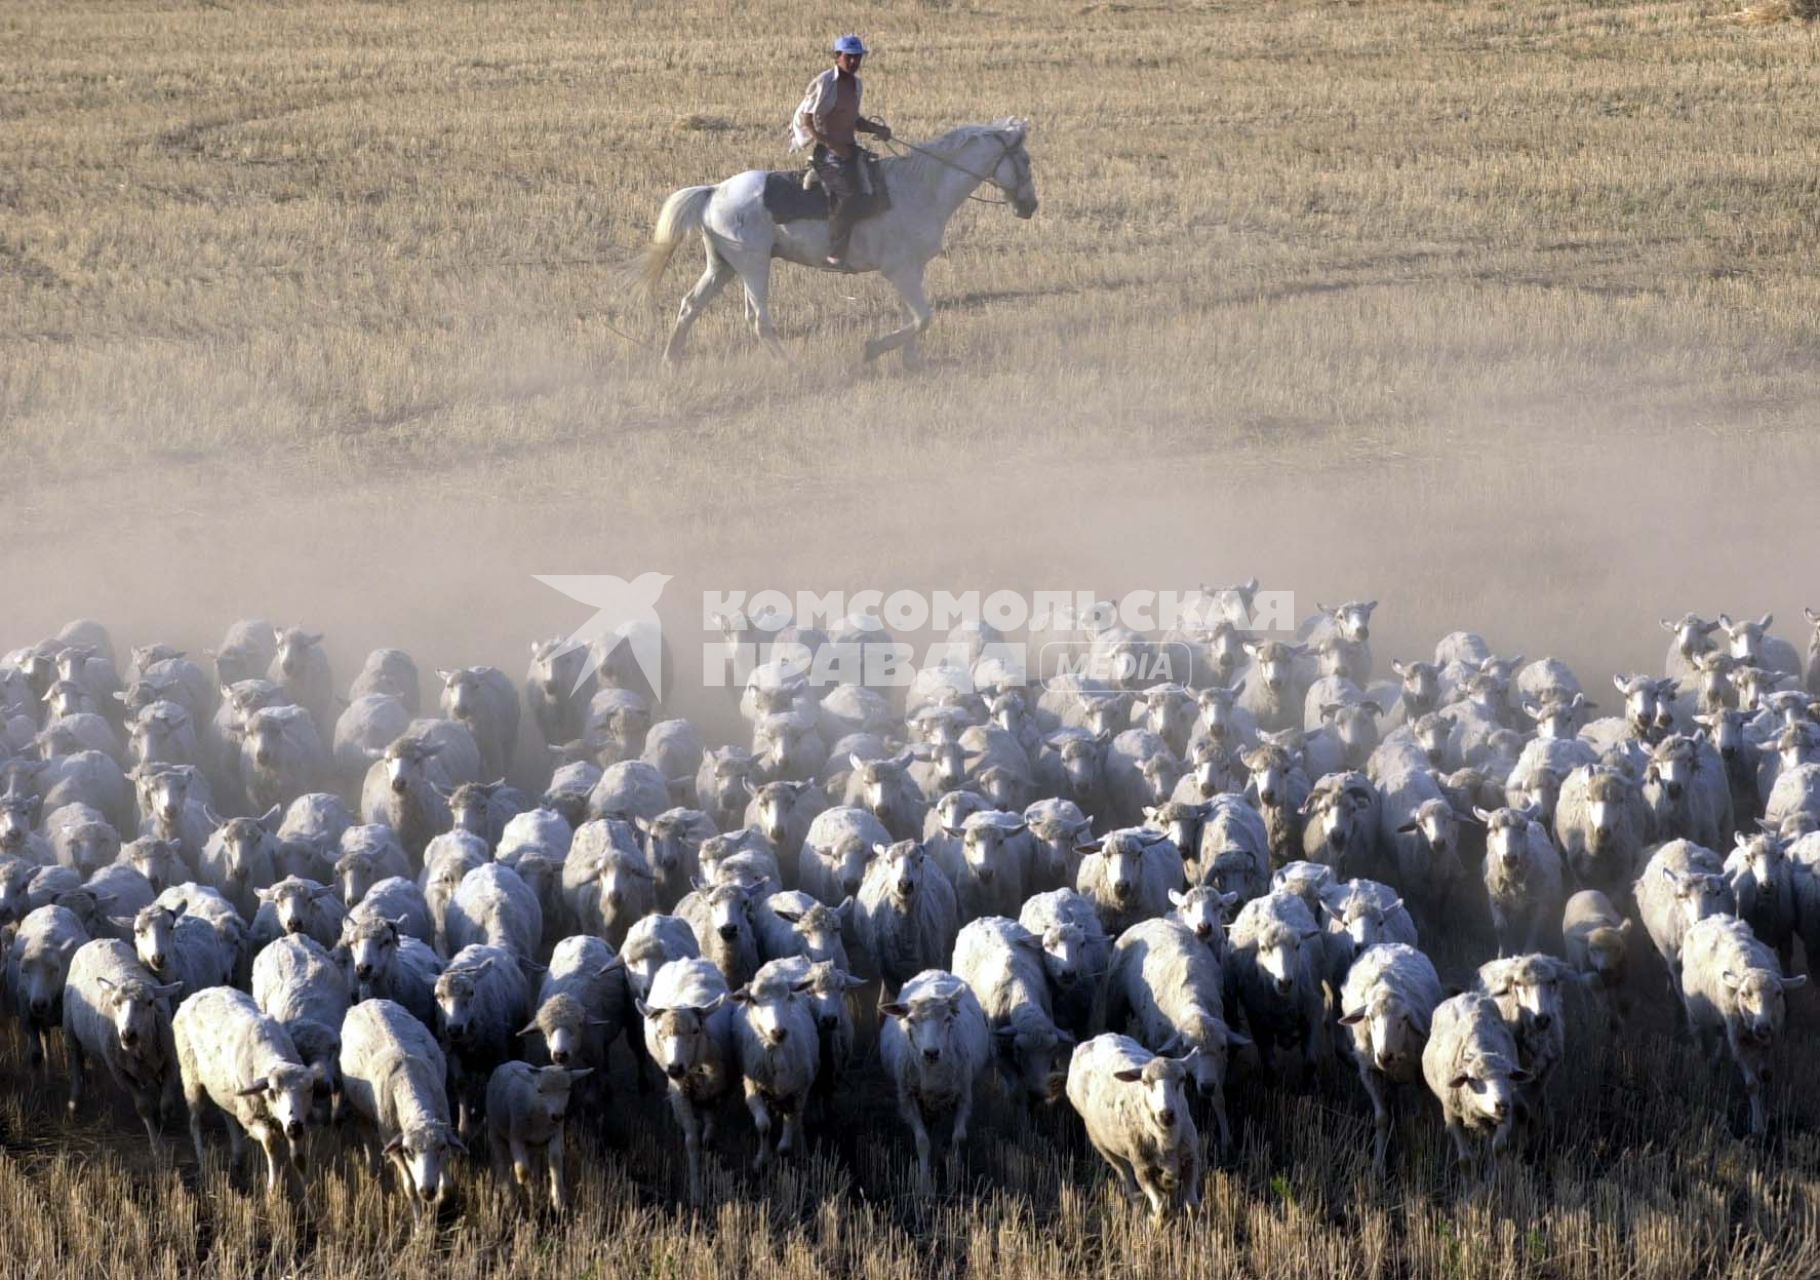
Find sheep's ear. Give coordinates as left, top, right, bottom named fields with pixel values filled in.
left=1112, top=1067, right=1144, bottom=1083
left=383, top=1133, right=404, bottom=1154
left=635, top=1000, right=653, bottom=1019
left=1781, top=975, right=1808, bottom=991
left=879, top=1002, right=908, bottom=1019
left=235, top=1080, right=271, bottom=1098
left=741, top=777, right=758, bottom=798
left=1167, top=889, right=1186, bottom=907
left=516, top=1021, right=541, bottom=1037
left=1447, top=1073, right=1472, bottom=1089
left=1339, top=1009, right=1365, bottom=1025
left=1721, top=969, right=1743, bottom=991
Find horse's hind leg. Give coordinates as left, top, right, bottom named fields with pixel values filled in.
left=664, top=243, right=735, bottom=365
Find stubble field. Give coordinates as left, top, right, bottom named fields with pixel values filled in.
left=3, top=0, right=1820, bottom=1276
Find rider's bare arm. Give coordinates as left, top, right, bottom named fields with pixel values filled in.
left=858, top=118, right=892, bottom=140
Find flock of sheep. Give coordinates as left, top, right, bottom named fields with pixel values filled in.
left=3, top=587, right=1820, bottom=1221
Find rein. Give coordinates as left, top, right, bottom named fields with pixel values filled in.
left=882, top=135, right=1016, bottom=205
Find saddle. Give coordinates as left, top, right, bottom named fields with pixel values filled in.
left=761, top=150, right=892, bottom=224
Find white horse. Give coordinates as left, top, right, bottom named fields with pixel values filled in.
left=637, top=119, right=1038, bottom=367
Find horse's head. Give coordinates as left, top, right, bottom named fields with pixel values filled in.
left=990, top=119, right=1039, bottom=219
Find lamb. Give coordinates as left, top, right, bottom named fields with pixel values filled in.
left=1018, top=887, right=1114, bottom=1041
left=854, top=840, right=960, bottom=1000
left=1686, top=913, right=1806, bottom=1138
left=61, top=939, right=183, bottom=1149
left=238, top=705, right=329, bottom=814
left=7, top=903, right=89, bottom=1065
left=728, top=958, right=821, bottom=1169
left=1065, top=1034, right=1202, bottom=1222
left=1476, top=805, right=1565, bottom=956
left=436, top=666, right=520, bottom=783
left=798, top=806, right=890, bottom=906
left=1073, top=828, right=1183, bottom=936
left=342, top=916, right=445, bottom=1027
left=1474, top=952, right=1572, bottom=1130
left=1337, top=942, right=1442, bottom=1171
left=676, top=879, right=767, bottom=987
left=444, top=862, right=543, bottom=967
left=1634, top=839, right=1735, bottom=1008
left=1421, top=992, right=1530, bottom=1180
left=249, top=932, right=348, bottom=1104
left=1562, top=890, right=1633, bottom=1027
left=196, top=808, right=281, bottom=918
left=1107, top=917, right=1246, bottom=1154
left=334, top=824, right=412, bottom=907
left=1226, top=891, right=1327, bottom=1080
left=878, top=969, right=990, bottom=1191
left=521, top=934, right=629, bottom=1085
left=561, top=818, right=654, bottom=948
left=435, top=943, right=532, bottom=1136
left=338, top=998, right=463, bottom=1213
left=485, top=1062, right=592, bottom=1210
left=252, top=876, right=346, bottom=950
left=638, top=957, right=736, bottom=1204
left=1724, top=832, right=1798, bottom=971
left=267, top=627, right=334, bottom=733
left=1553, top=764, right=1652, bottom=904
left=952, top=916, right=1073, bottom=1105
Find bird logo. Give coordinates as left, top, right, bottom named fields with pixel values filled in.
left=533, top=572, right=674, bottom=696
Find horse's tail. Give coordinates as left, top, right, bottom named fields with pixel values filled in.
left=638, top=184, right=716, bottom=304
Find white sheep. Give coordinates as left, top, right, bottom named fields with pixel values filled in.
left=1107, top=916, right=1247, bottom=1155
left=1338, top=942, right=1442, bottom=1171
left=239, top=704, right=329, bottom=814
left=798, top=806, right=890, bottom=906
left=6, top=903, right=89, bottom=1065
left=1065, top=1033, right=1202, bottom=1222
left=1634, top=839, right=1735, bottom=1009
left=61, top=938, right=183, bottom=1150
left=436, top=666, right=521, bottom=783
left=342, top=916, right=445, bottom=1028
left=854, top=839, right=960, bottom=1000
left=521, top=934, right=630, bottom=1091
left=1474, top=952, right=1573, bottom=1131
left=485, top=1061, right=592, bottom=1210
left=729, top=957, right=821, bottom=1169
left=444, top=862, right=542, bottom=968
left=1421, top=992, right=1530, bottom=1180
left=1018, top=887, right=1113, bottom=1042
left=952, top=916, right=1073, bottom=1105
left=173, top=986, right=321, bottom=1196
left=1680, top=914, right=1805, bottom=1136
left=638, top=956, right=736, bottom=1204
left=561, top=818, right=654, bottom=948
left=435, top=943, right=532, bottom=1137
left=878, top=968, right=990, bottom=1191
left=338, top=998, right=463, bottom=1213
left=1475, top=804, right=1565, bottom=956
left=1226, top=891, right=1326, bottom=1081
left=1562, top=889, right=1633, bottom=1028
left=1073, top=828, right=1183, bottom=936
left=251, top=876, right=346, bottom=950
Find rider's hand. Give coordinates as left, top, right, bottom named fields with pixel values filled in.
left=875, top=123, right=893, bottom=142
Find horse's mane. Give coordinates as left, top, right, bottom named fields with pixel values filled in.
left=881, top=118, right=1027, bottom=185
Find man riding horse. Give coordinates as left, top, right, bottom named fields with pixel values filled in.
left=791, top=35, right=893, bottom=269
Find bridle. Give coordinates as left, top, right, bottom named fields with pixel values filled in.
left=884, top=131, right=1030, bottom=207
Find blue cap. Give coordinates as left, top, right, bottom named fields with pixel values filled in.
left=833, top=34, right=868, bottom=56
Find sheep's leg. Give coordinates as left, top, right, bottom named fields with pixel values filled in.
left=1363, top=1068, right=1391, bottom=1173
left=745, top=1083, right=774, bottom=1170
left=1445, top=1118, right=1474, bottom=1175
left=777, top=1099, right=801, bottom=1160
left=670, top=1090, right=705, bottom=1205
left=184, top=1083, right=210, bottom=1168
left=66, top=1042, right=86, bottom=1115
left=896, top=1083, right=935, bottom=1191
left=27, top=1023, right=44, bottom=1068
left=1092, top=1138, right=1142, bottom=1202
left=509, top=1136, right=534, bottom=1204
left=1134, top=1165, right=1171, bottom=1223
left=546, top=1130, right=568, bottom=1212
left=246, top=1121, right=284, bottom=1196
left=1735, top=1036, right=1767, bottom=1137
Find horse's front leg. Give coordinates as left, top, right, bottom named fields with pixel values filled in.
left=864, top=263, right=931, bottom=366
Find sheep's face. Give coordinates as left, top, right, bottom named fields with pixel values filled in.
left=704, top=886, right=756, bottom=946
left=595, top=854, right=652, bottom=916
left=642, top=1000, right=721, bottom=1079
left=126, top=840, right=184, bottom=892
left=274, top=629, right=322, bottom=680
left=1484, top=957, right=1566, bottom=1036
left=249, top=1063, right=319, bottom=1142
left=976, top=766, right=1025, bottom=811
left=1409, top=801, right=1461, bottom=868
left=1666, top=870, right=1730, bottom=927
left=799, top=961, right=856, bottom=1031
left=1252, top=925, right=1313, bottom=996
left=1242, top=748, right=1296, bottom=809
left=1479, top=809, right=1534, bottom=874
left=962, top=818, right=1023, bottom=885
left=530, top=639, right=586, bottom=700
left=45, top=681, right=89, bottom=718
left=1188, top=743, right=1237, bottom=797
left=1726, top=969, right=1790, bottom=1044
left=1113, top=1056, right=1191, bottom=1137
left=138, top=767, right=194, bottom=828
left=440, top=670, right=482, bottom=720
left=536, top=995, right=586, bottom=1065
left=1058, top=740, right=1103, bottom=793
left=1245, top=643, right=1297, bottom=695
left=885, top=992, right=964, bottom=1067
left=0, top=865, right=33, bottom=924
left=1738, top=835, right=1785, bottom=888
left=1196, top=686, right=1242, bottom=739
left=1583, top=924, right=1629, bottom=984
left=216, top=819, right=270, bottom=885
left=784, top=904, right=845, bottom=966
left=1148, top=804, right=1202, bottom=862
left=61, top=823, right=117, bottom=877
left=1647, top=741, right=1697, bottom=801
left=880, top=842, right=928, bottom=901
left=383, top=739, right=439, bottom=794
left=1720, top=615, right=1773, bottom=665
left=1142, top=689, right=1194, bottom=743
left=1097, top=846, right=1143, bottom=904
left=989, top=692, right=1028, bottom=736
left=1170, top=886, right=1235, bottom=941
left=1138, top=754, right=1182, bottom=804
left=132, top=906, right=178, bottom=976
left=447, top=785, right=491, bottom=836
left=1330, top=601, right=1376, bottom=644
left=1206, top=623, right=1246, bottom=680
left=336, top=853, right=379, bottom=906
left=1329, top=703, right=1383, bottom=758
left=1344, top=995, right=1422, bottom=1078
left=1451, top=1061, right=1518, bottom=1128
left=1665, top=615, right=1717, bottom=662
left=1411, top=717, right=1450, bottom=768
left=393, top=1123, right=459, bottom=1202
left=435, top=962, right=494, bottom=1042
left=1038, top=924, right=1084, bottom=988
left=15, top=945, right=70, bottom=1023
left=1308, top=788, right=1355, bottom=854
left=1393, top=661, right=1440, bottom=712
left=345, top=920, right=398, bottom=983
left=1338, top=895, right=1395, bottom=949
left=751, top=782, right=809, bottom=845
left=733, top=978, right=803, bottom=1048
left=1000, top=1025, right=1069, bottom=1103
left=0, top=793, right=36, bottom=852
left=107, top=980, right=170, bottom=1052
